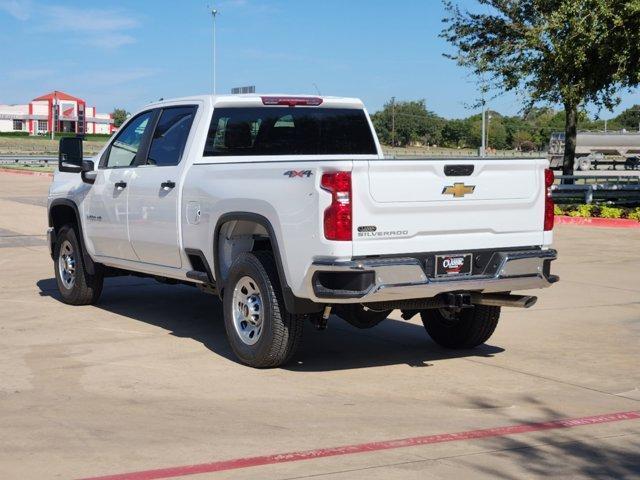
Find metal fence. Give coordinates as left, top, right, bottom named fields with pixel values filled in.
left=552, top=175, right=640, bottom=206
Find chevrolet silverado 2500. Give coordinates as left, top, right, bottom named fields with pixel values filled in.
left=48, top=94, right=558, bottom=367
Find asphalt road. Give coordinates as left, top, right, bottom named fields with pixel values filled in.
left=0, top=172, right=639, bottom=479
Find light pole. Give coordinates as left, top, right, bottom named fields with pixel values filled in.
left=210, top=6, right=219, bottom=95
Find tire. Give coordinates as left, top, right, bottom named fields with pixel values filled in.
left=53, top=224, right=103, bottom=305
left=335, top=304, right=391, bottom=329
left=420, top=305, right=500, bottom=349
left=222, top=251, right=304, bottom=368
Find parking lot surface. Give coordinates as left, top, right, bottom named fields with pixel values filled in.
left=1, top=172, right=639, bottom=480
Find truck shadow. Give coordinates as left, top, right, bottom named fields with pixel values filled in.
left=37, top=277, right=504, bottom=371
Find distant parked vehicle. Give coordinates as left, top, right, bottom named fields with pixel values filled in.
left=548, top=131, right=640, bottom=170
left=625, top=156, right=640, bottom=170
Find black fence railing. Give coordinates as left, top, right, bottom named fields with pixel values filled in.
left=552, top=175, right=640, bottom=206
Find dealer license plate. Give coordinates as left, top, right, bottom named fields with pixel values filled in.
left=435, top=253, right=473, bottom=277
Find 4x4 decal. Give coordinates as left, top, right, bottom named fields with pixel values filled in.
left=284, top=170, right=312, bottom=178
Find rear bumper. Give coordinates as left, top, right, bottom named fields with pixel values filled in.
left=306, top=248, right=558, bottom=304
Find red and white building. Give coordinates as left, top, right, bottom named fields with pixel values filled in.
left=0, top=91, right=115, bottom=135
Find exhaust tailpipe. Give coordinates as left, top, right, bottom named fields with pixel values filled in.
left=471, top=293, right=538, bottom=309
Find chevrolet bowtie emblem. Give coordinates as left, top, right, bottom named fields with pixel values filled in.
left=442, top=183, right=475, bottom=197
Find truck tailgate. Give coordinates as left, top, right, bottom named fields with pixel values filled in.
left=351, top=158, right=548, bottom=256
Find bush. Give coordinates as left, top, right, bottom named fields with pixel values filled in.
left=554, top=204, right=564, bottom=215
left=627, top=208, right=640, bottom=221
left=598, top=206, right=623, bottom=219
left=568, top=204, right=594, bottom=217
left=0, top=131, right=30, bottom=137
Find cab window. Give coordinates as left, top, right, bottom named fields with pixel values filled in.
left=146, top=106, right=197, bottom=167
left=105, top=111, right=154, bottom=168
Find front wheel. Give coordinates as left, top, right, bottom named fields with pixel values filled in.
left=53, top=224, right=103, bottom=305
left=223, top=251, right=304, bottom=368
left=420, top=305, right=500, bottom=349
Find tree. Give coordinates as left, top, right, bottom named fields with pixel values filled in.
left=442, top=0, right=640, bottom=176
left=613, top=104, right=640, bottom=131
left=371, top=99, right=445, bottom=147
left=111, top=108, right=130, bottom=128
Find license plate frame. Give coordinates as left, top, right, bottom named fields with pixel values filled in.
left=435, top=253, right=473, bottom=277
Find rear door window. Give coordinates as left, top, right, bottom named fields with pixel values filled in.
left=203, top=107, right=377, bottom=156
left=146, top=106, right=197, bottom=167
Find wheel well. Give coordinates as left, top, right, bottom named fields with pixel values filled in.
left=49, top=204, right=78, bottom=233
left=216, top=220, right=273, bottom=285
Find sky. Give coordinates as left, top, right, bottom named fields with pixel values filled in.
left=0, top=0, right=638, bottom=119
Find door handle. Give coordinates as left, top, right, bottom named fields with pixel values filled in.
left=114, top=181, right=127, bottom=190
left=161, top=180, right=176, bottom=189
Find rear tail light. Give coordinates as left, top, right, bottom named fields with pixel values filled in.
left=261, top=96, right=323, bottom=107
left=544, top=168, right=555, bottom=231
left=321, top=172, right=352, bottom=241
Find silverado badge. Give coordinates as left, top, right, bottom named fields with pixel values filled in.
left=442, top=183, right=475, bottom=198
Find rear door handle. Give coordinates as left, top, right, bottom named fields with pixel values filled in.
left=114, top=181, right=127, bottom=190
left=161, top=180, right=176, bottom=189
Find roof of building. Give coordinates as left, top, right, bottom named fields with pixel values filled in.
left=32, top=91, right=84, bottom=102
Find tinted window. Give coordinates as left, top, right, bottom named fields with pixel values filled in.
left=105, top=111, right=153, bottom=168
left=147, top=106, right=196, bottom=167
left=203, top=107, right=377, bottom=156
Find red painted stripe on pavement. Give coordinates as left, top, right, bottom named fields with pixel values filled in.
left=556, top=215, right=640, bottom=228
left=80, top=410, right=640, bottom=480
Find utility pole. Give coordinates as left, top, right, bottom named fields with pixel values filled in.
left=604, top=118, right=608, bottom=132
left=486, top=113, right=492, bottom=151
left=391, top=96, right=396, bottom=147
left=210, top=6, right=219, bottom=95
left=480, top=99, right=486, bottom=157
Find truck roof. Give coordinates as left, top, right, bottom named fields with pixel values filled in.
left=144, top=94, right=366, bottom=110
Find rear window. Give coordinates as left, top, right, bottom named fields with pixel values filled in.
left=203, top=107, right=377, bottom=156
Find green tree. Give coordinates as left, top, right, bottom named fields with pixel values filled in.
left=442, top=0, right=640, bottom=176
left=111, top=108, right=130, bottom=128
left=371, top=99, right=445, bottom=147
left=613, top=105, right=640, bottom=131
left=441, top=118, right=472, bottom=147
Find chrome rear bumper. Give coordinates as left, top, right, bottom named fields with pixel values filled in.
left=306, top=249, right=558, bottom=304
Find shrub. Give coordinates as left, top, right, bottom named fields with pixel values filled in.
left=554, top=204, right=564, bottom=215
left=626, top=208, right=640, bottom=221
left=598, top=206, right=623, bottom=219
left=568, top=204, right=594, bottom=217
left=0, top=131, right=30, bottom=137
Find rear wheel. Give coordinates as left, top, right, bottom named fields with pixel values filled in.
left=420, top=305, right=500, bottom=349
left=54, top=224, right=103, bottom=305
left=223, top=251, right=304, bottom=368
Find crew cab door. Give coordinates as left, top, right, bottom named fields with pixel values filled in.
left=83, top=110, right=155, bottom=261
left=127, top=105, right=198, bottom=268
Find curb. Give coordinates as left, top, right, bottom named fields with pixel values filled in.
left=0, top=168, right=53, bottom=178
left=556, top=215, right=640, bottom=229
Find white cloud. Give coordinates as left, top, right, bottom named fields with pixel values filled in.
left=9, top=2, right=140, bottom=50
left=0, top=0, right=32, bottom=20
left=42, top=5, right=139, bottom=33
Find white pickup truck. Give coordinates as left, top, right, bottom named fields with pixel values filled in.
left=48, top=94, right=558, bottom=367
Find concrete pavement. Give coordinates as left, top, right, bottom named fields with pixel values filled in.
left=0, top=172, right=638, bottom=479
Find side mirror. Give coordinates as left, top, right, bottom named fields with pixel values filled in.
left=58, top=137, right=84, bottom=173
